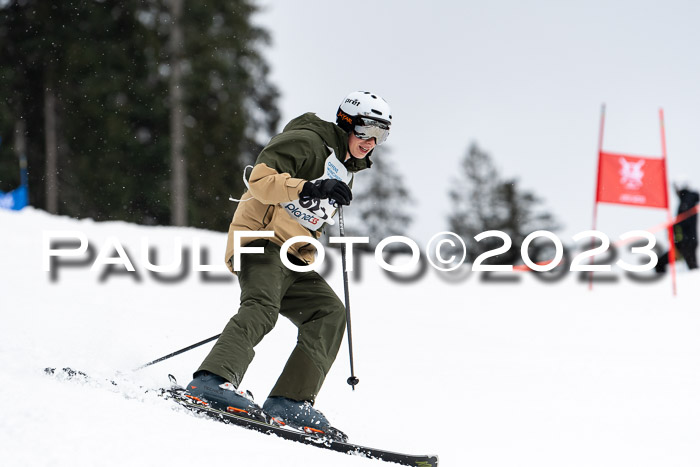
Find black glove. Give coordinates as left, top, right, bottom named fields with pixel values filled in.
left=300, top=179, right=352, bottom=206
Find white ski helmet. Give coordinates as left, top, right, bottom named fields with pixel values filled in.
left=336, top=91, right=392, bottom=141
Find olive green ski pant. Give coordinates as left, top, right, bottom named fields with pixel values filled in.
left=197, top=240, right=346, bottom=404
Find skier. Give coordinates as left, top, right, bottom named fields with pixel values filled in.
left=185, top=91, right=392, bottom=440
left=656, top=183, right=699, bottom=273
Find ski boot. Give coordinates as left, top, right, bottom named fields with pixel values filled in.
left=184, top=371, right=266, bottom=422
left=262, top=397, right=348, bottom=442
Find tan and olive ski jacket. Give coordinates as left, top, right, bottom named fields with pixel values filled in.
left=224, top=113, right=372, bottom=272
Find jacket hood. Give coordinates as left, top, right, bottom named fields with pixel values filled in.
left=283, top=113, right=372, bottom=172
left=679, top=189, right=700, bottom=211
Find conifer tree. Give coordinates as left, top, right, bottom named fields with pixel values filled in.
left=343, top=147, right=414, bottom=248
left=0, top=0, right=279, bottom=230
left=448, top=143, right=558, bottom=264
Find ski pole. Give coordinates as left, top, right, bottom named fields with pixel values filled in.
left=338, top=206, right=359, bottom=390
left=133, top=333, right=221, bottom=371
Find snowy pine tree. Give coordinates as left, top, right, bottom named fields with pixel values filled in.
left=448, top=142, right=558, bottom=264
left=342, top=147, right=413, bottom=248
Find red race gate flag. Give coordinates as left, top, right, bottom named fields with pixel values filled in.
left=595, top=151, right=669, bottom=209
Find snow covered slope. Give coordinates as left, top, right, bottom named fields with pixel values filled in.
left=2, top=208, right=699, bottom=467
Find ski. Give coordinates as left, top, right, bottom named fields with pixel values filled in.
left=45, top=368, right=439, bottom=467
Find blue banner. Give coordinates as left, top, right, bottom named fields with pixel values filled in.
left=0, top=184, right=29, bottom=210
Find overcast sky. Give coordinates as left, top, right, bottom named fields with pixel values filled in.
left=254, top=0, right=700, bottom=248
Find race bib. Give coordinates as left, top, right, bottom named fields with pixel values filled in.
left=280, top=149, right=353, bottom=231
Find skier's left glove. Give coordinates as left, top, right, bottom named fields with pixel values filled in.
left=300, top=179, right=352, bottom=206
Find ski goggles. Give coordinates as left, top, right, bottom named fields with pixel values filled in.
left=353, top=117, right=390, bottom=145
